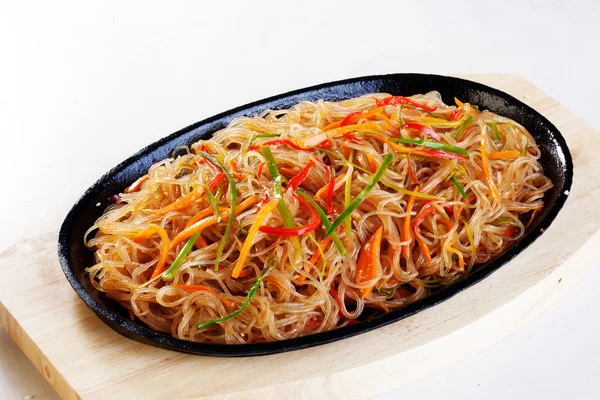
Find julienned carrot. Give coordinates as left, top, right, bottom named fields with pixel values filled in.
left=445, top=235, right=465, bottom=271
left=132, top=224, right=170, bottom=280
left=480, top=126, right=501, bottom=200
left=487, top=150, right=520, bottom=160
left=169, top=197, right=259, bottom=251
left=326, top=122, right=392, bottom=138
left=366, top=153, right=377, bottom=173
left=355, top=226, right=383, bottom=298
left=401, top=187, right=418, bottom=260
left=232, top=199, right=279, bottom=278
left=186, top=206, right=226, bottom=228
left=152, top=172, right=225, bottom=215
left=125, top=174, right=149, bottom=193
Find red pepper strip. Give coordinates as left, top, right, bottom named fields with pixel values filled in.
left=256, top=161, right=266, bottom=179
left=402, top=123, right=441, bottom=141
left=449, top=109, right=462, bottom=121
left=340, top=110, right=363, bottom=127
left=406, top=153, right=421, bottom=185
left=259, top=194, right=320, bottom=236
left=417, top=149, right=468, bottom=161
left=315, top=138, right=332, bottom=148
left=326, top=165, right=335, bottom=214
left=343, top=132, right=365, bottom=144
left=377, top=96, right=437, bottom=112
left=249, top=139, right=313, bottom=152
left=286, top=160, right=315, bottom=193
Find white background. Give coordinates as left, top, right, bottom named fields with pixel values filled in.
left=1, top=1, right=599, bottom=399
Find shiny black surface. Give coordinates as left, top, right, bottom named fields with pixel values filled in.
left=58, top=74, right=572, bottom=356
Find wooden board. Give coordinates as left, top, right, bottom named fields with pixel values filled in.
left=1, top=74, right=600, bottom=400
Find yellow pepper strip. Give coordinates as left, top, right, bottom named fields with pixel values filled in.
left=132, top=224, right=170, bottom=280
left=445, top=234, right=465, bottom=271
left=232, top=199, right=279, bottom=278
left=487, top=150, right=520, bottom=160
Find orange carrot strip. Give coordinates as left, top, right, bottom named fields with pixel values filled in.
left=125, top=174, right=149, bottom=193
left=152, top=173, right=225, bottom=215
left=323, top=121, right=341, bottom=131
left=170, top=197, right=259, bottom=251
left=366, top=153, right=378, bottom=173
left=488, top=150, right=520, bottom=160
left=186, top=205, right=230, bottom=229
left=355, top=226, right=383, bottom=298
left=232, top=199, right=279, bottom=278
left=132, top=224, right=171, bottom=279
left=481, top=126, right=501, bottom=200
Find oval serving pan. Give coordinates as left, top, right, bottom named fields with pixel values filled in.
left=58, top=74, right=573, bottom=357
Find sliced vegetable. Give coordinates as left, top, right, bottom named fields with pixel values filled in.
left=449, top=109, right=462, bottom=121
left=392, top=138, right=470, bottom=157
left=340, top=110, right=363, bottom=127
left=418, top=149, right=468, bottom=161
left=406, top=153, right=421, bottom=185
left=286, top=160, right=315, bottom=192
left=464, top=219, right=476, bottom=273
left=450, top=176, right=467, bottom=199
left=401, top=188, right=418, bottom=259
left=488, top=150, right=520, bottom=160
left=232, top=199, right=279, bottom=278
left=296, top=190, right=345, bottom=255
left=152, top=172, right=225, bottom=215
left=247, top=133, right=280, bottom=149
left=249, top=139, right=313, bottom=152
left=132, top=224, right=170, bottom=280
left=198, top=151, right=237, bottom=271
left=377, top=96, right=437, bottom=112
left=163, top=232, right=200, bottom=281
left=366, top=153, right=377, bottom=173
left=170, top=197, right=258, bottom=251
left=197, top=254, right=278, bottom=329
left=480, top=126, right=501, bottom=200
left=402, top=123, right=441, bottom=141
left=343, top=132, right=364, bottom=144
left=452, top=115, right=474, bottom=140
left=355, top=226, right=383, bottom=298
left=125, top=174, right=149, bottom=193
left=490, top=216, right=518, bottom=226
left=259, top=195, right=320, bottom=236
left=325, top=153, right=394, bottom=237
left=490, top=120, right=501, bottom=140
left=204, top=187, right=221, bottom=220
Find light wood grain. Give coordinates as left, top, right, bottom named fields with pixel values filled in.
left=1, top=74, right=599, bottom=400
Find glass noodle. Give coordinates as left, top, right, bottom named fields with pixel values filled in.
left=85, top=92, right=552, bottom=344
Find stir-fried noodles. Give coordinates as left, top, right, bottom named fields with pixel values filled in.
left=86, top=92, right=552, bottom=344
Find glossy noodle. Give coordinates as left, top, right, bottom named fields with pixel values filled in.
left=85, top=92, right=552, bottom=344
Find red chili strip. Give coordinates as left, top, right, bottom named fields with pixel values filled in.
left=376, top=96, right=437, bottom=112
left=249, top=139, right=313, bottom=152
left=259, top=194, right=320, bottom=236
left=402, top=123, right=441, bottom=141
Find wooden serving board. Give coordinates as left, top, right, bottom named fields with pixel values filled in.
left=1, top=74, right=600, bottom=400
